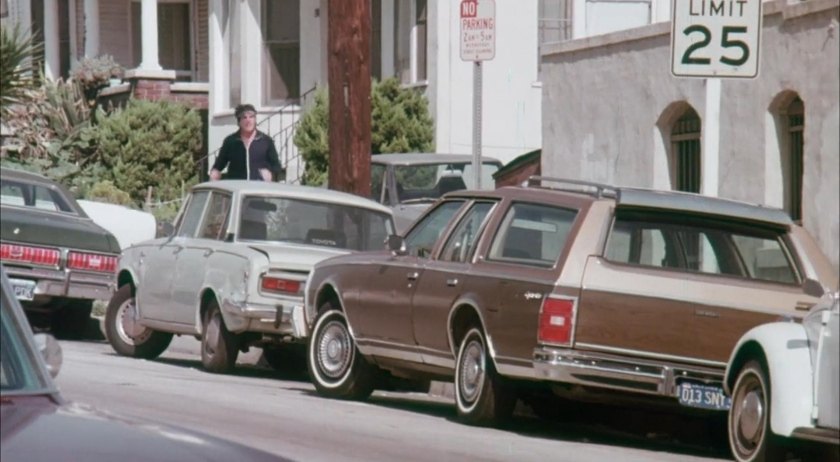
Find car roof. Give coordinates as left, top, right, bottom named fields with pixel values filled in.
left=447, top=178, right=793, bottom=228
left=192, top=181, right=393, bottom=215
left=1, top=166, right=57, bottom=184
left=371, top=153, right=503, bottom=165
left=0, top=167, right=88, bottom=216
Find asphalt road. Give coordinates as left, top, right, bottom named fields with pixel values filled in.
left=52, top=335, right=734, bottom=462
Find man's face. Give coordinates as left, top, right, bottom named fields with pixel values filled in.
left=238, top=111, right=256, bottom=133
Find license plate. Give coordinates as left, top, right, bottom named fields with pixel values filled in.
left=9, top=278, right=36, bottom=301
left=677, top=382, right=731, bottom=410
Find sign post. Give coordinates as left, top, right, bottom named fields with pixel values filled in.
left=460, top=0, right=495, bottom=189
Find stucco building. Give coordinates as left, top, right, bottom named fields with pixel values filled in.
left=540, top=0, right=839, bottom=270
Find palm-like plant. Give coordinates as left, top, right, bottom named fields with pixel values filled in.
left=1, top=23, right=42, bottom=116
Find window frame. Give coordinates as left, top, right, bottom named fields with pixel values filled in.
left=260, top=0, right=302, bottom=105
left=438, top=201, right=497, bottom=263
left=197, top=191, right=233, bottom=241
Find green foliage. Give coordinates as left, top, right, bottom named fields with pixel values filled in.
left=293, top=77, right=435, bottom=186
left=85, top=180, right=133, bottom=206
left=71, top=55, right=124, bottom=103
left=84, top=99, right=201, bottom=207
left=0, top=23, right=42, bottom=117
left=1, top=78, right=93, bottom=181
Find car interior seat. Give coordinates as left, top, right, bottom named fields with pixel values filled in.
left=240, top=220, right=267, bottom=240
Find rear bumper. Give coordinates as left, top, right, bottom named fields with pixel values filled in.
left=4, top=264, right=116, bottom=303
left=533, top=346, right=725, bottom=399
left=221, top=297, right=307, bottom=339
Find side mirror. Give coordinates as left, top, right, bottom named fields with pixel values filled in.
left=803, top=278, right=826, bottom=298
left=386, top=235, right=407, bottom=256
left=33, top=333, right=63, bottom=378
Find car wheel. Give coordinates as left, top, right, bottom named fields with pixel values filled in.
left=728, top=360, right=785, bottom=462
left=105, top=285, right=173, bottom=359
left=307, top=305, right=374, bottom=400
left=454, top=327, right=515, bottom=426
left=52, top=299, right=93, bottom=339
left=201, top=300, right=239, bottom=374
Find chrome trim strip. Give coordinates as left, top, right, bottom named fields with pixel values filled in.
left=790, top=427, right=840, bottom=445
left=575, top=342, right=727, bottom=368
left=354, top=341, right=424, bottom=363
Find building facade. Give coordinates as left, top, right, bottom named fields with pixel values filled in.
left=540, top=0, right=839, bottom=270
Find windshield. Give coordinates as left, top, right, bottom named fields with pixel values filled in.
left=239, top=196, right=394, bottom=251
left=1, top=273, right=56, bottom=396
left=394, top=162, right=499, bottom=203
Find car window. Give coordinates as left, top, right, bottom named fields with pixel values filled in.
left=440, top=202, right=495, bottom=262
left=198, top=192, right=232, bottom=240
left=488, top=202, right=577, bottom=267
left=177, top=191, right=210, bottom=238
left=606, top=214, right=797, bottom=284
left=371, top=164, right=386, bottom=203
left=0, top=179, right=75, bottom=214
left=404, top=200, right=466, bottom=258
left=393, top=162, right=500, bottom=203
left=240, top=195, right=393, bottom=251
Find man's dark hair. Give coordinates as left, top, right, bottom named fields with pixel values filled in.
left=235, top=103, right=256, bottom=121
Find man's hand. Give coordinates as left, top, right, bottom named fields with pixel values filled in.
left=258, top=168, right=272, bottom=182
left=209, top=169, right=221, bottom=181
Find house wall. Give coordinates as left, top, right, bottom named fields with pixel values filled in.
left=541, top=0, right=840, bottom=270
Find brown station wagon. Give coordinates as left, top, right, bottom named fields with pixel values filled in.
left=302, top=177, right=838, bottom=426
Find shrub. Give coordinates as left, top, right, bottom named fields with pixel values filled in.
left=0, top=23, right=42, bottom=117
left=83, top=99, right=201, bottom=208
left=71, top=55, right=124, bottom=103
left=294, top=77, right=435, bottom=186
left=85, top=180, right=133, bottom=206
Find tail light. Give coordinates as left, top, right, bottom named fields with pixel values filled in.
left=261, top=276, right=302, bottom=295
left=67, top=251, right=119, bottom=273
left=1, top=243, right=60, bottom=267
left=538, top=295, right=577, bottom=346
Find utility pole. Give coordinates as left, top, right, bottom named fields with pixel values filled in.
left=327, top=0, right=371, bottom=197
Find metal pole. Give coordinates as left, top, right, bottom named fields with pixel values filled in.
left=472, top=61, right=483, bottom=189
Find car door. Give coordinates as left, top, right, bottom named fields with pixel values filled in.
left=139, top=191, right=209, bottom=322
left=412, top=200, right=496, bottom=367
left=351, top=199, right=466, bottom=358
left=815, top=298, right=839, bottom=430
left=170, top=191, right=232, bottom=326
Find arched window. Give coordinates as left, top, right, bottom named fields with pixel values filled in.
left=671, top=108, right=701, bottom=193
left=786, top=97, right=804, bottom=221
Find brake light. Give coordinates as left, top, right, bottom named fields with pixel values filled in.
left=67, top=251, right=118, bottom=273
left=538, top=296, right=576, bottom=346
left=261, top=276, right=301, bottom=295
left=0, top=243, right=60, bottom=266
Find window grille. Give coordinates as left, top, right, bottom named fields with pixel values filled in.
left=671, top=109, right=702, bottom=194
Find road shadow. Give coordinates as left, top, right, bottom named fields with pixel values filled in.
left=145, top=354, right=312, bottom=383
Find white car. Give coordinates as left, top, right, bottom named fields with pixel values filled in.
left=724, top=285, right=839, bottom=462
left=104, top=181, right=394, bottom=373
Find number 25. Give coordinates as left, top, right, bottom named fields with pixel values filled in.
left=682, top=25, right=750, bottom=66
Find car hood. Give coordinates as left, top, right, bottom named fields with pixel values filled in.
left=0, top=396, right=289, bottom=462
left=0, top=206, right=121, bottom=254
left=246, top=242, right=351, bottom=272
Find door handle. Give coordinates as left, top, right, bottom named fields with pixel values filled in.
left=446, top=278, right=459, bottom=287
left=407, top=271, right=419, bottom=281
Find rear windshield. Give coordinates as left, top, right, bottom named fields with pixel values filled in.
left=239, top=196, right=394, bottom=251
left=0, top=179, right=78, bottom=214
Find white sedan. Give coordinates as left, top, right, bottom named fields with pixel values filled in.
left=724, top=286, right=839, bottom=462
left=104, top=181, right=394, bottom=373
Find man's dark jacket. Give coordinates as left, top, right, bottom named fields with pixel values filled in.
left=213, top=131, right=282, bottom=180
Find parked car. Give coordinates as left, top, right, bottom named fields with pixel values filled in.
left=303, top=177, right=838, bottom=426
left=0, top=167, right=120, bottom=337
left=724, top=287, right=839, bottom=462
left=105, top=180, right=395, bottom=374
left=0, top=266, right=290, bottom=462
left=370, top=153, right=503, bottom=232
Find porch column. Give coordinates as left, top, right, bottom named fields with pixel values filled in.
left=84, top=0, right=99, bottom=57
left=43, top=0, right=60, bottom=79
left=240, top=0, right=261, bottom=104
left=139, top=0, right=162, bottom=70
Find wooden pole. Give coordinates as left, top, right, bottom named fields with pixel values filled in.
left=327, top=0, right=371, bottom=197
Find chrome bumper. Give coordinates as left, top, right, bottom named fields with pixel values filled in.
left=533, top=346, right=725, bottom=398
left=221, top=297, right=307, bottom=339
left=4, top=264, right=116, bottom=302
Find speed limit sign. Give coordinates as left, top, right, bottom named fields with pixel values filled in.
left=671, top=0, right=762, bottom=78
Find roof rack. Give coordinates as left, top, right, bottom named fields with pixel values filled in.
left=525, top=176, right=618, bottom=199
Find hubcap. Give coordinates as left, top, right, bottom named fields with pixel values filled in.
left=117, top=298, right=152, bottom=345
left=731, top=372, right=766, bottom=457
left=204, top=313, right=221, bottom=357
left=459, top=339, right=484, bottom=403
left=738, top=390, right=763, bottom=441
left=317, top=320, right=351, bottom=379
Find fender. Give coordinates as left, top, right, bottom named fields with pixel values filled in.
left=446, top=294, right=496, bottom=366
left=310, top=278, right=350, bottom=331
left=725, top=322, right=812, bottom=437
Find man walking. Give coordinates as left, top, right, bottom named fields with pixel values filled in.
left=210, top=104, right=282, bottom=181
